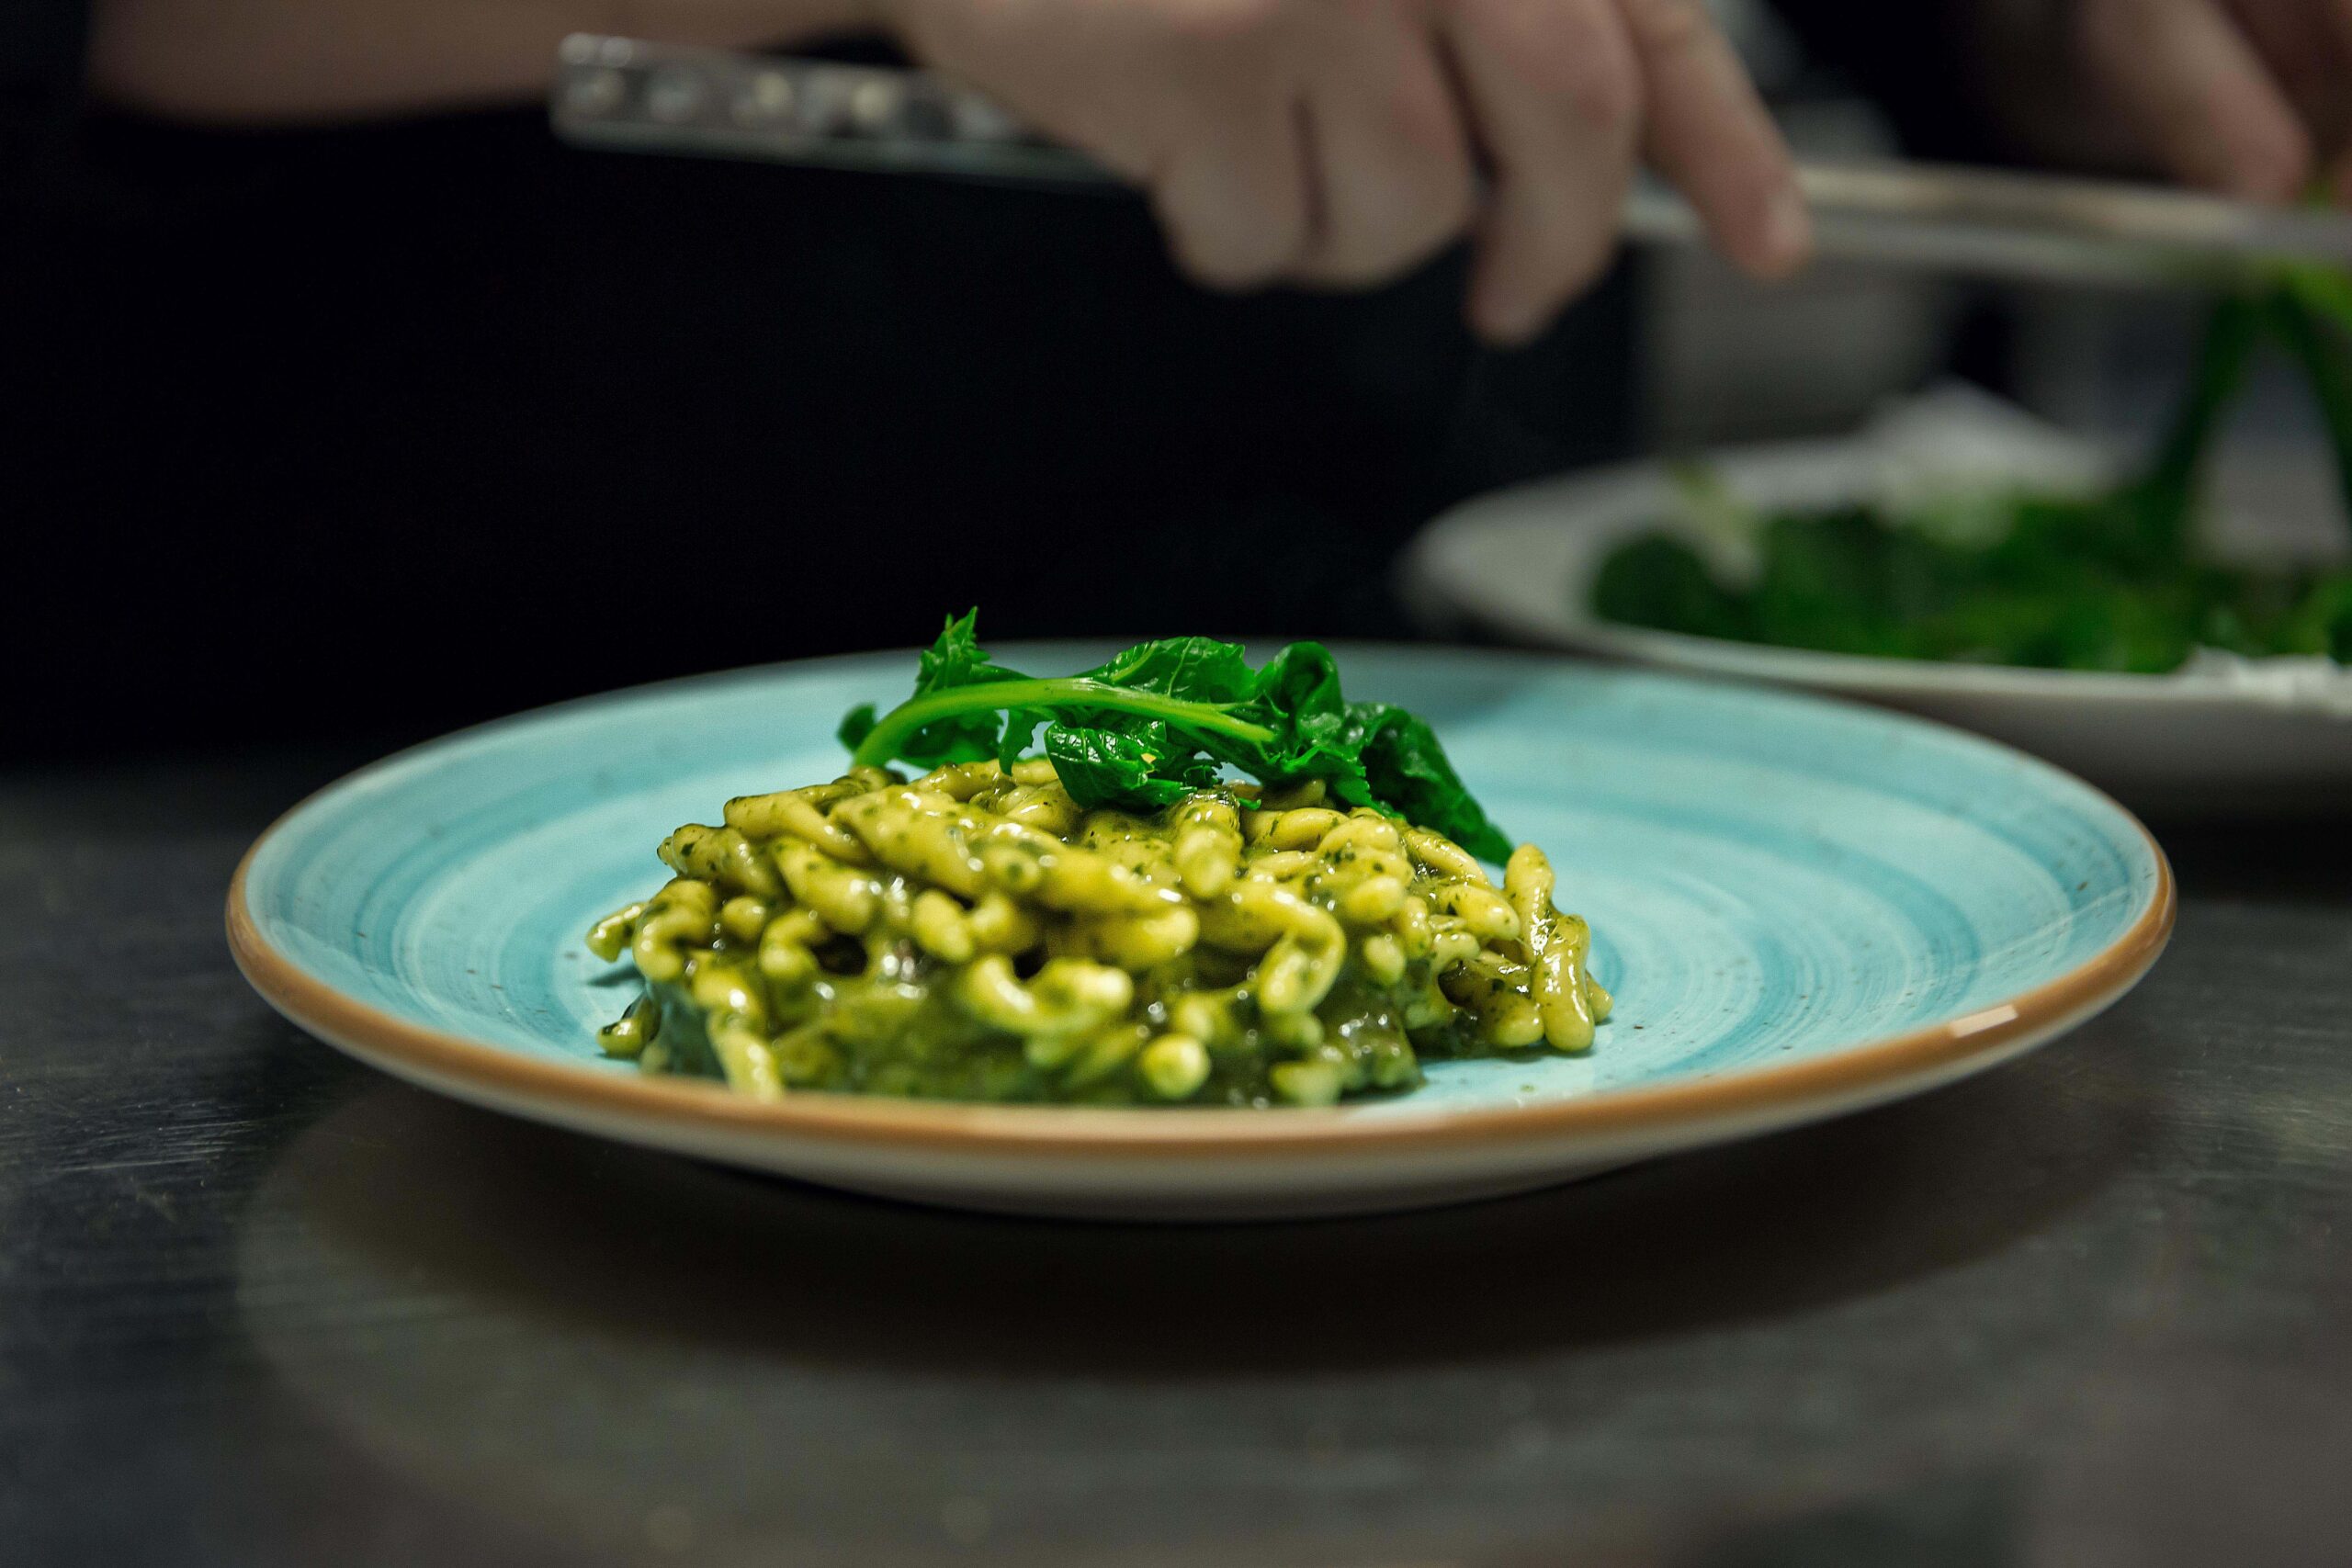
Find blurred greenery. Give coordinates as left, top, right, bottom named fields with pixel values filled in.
left=1593, top=271, right=2352, bottom=671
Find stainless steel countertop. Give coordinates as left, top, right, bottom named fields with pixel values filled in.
left=3, top=748, right=2347, bottom=1567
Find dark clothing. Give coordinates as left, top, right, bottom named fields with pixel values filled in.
left=3, top=5, right=1962, bottom=757
left=1770, top=0, right=1994, bottom=164
left=6, top=75, right=1631, bottom=758
left=0, top=0, right=85, bottom=198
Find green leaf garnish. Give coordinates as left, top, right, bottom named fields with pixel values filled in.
left=846, top=614, right=1514, bottom=863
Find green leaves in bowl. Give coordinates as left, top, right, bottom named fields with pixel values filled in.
left=1592, top=270, right=2352, bottom=672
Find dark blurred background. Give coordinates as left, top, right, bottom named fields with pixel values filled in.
left=7, top=3, right=2333, bottom=764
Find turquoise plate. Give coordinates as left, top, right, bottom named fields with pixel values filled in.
left=230, top=646, right=2172, bottom=1220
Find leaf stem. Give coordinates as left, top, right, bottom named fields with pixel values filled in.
left=2265, top=279, right=2352, bottom=545
left=2136, top=292, right=2261, bottom=555
left=848, top=678, right=1276, bottom=771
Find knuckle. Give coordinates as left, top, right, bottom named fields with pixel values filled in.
left=1415, top=159, right=1482, bottom=249
left=1618, top=0, right=1712, bottom=52
left=1384, top=54, right=1462, bottom=156
left=1469, top=0, right=1643, bottom=130
left=1575, top=43, right=1642, bottom=132
left=1431, top=168, right=1480, bottom=242
left=1312, top=232, right=1442, bottom=287
left=1380, top=75, right=1479, bottom=231
left=1317, top=209, right=1468, bottom=286
left=1307, top=172, right=1476, bottom=287
left=1165, top=0, right=1292, bottom=51
left=2230, top=127, right=2311, bottom=200
left=1521, top=206, right=1618, bottom=296
left=1553, top=232, right=1619, bottom=298
left=1172, top=233, right=1287, bottom=290
left=1155, top=194, right=1292, bottom=290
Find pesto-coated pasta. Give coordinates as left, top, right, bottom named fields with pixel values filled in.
left=588, top=761, right=1611, bottom=1107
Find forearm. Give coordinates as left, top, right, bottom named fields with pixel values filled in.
left=87, top=0, right=878, bottom=122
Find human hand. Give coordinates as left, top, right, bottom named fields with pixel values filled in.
left=880, top=0, right=1812, bottom=343
left=2075, top=0, right=2352, bottom=202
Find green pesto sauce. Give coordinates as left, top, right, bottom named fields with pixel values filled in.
left=615, top=925, right=1489, bottom=1109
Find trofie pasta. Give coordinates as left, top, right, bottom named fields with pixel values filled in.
left=586, top=620, right=1612, bottom=1107
left=587, top=763, right=1610, bottom=1107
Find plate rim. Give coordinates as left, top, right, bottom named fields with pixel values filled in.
left=225, top=648, right=2178, bottom=1165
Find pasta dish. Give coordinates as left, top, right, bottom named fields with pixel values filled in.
left=586, top=621, right=1610, bottom=1107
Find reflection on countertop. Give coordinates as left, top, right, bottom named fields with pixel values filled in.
left=5, top=755, right=2350, bottom=1567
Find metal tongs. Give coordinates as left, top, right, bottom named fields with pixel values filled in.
left=549, top=34, right=2352, bottom=290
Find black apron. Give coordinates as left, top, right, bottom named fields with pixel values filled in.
left=7, top=36, right=1635, bottom=756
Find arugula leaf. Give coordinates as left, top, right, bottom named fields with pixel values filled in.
left=1336, top=703, right=1514, bottom=863
left=1042, top=725, right=1219, bottom=809
left=1081, top=636, right=1261, bottom=704
left=843, top=615, right=1516, bottom=861
left=2277, top=262, right=2352, bottom=337
left=835, top=703, right=880, bottom=752
left=837, top=610, right=1033, bottom=767
left=1216, top=641, right=1370, bottom=792
left=1591, top=536, right=1748, bottom=641
left=2282, top=570, right=2352, bottom=659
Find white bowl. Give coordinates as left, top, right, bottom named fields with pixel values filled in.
left=1404, top=396, right=2352, bottom=818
